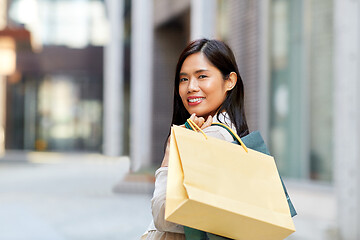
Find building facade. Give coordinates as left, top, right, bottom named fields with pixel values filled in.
left=1, top=0, right=360, bottom=239
left=130, top=0, right=360, bottom=239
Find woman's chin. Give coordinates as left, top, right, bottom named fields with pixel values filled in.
left=191, top=112, right=211, bottom=118
left=187, top=109, right=212, bottom=117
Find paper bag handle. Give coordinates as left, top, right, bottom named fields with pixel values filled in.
left=186, top=119, right=208, bottom=139
left=186, top=119, right=248, bottom=153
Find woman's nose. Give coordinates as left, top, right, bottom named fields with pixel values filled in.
left=187, top=78, right=200, bottom=93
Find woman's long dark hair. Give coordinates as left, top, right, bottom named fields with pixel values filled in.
left=170, top=38, right=249, bottom=138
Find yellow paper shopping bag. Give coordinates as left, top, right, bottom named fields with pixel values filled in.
left=165, top=125, right=295, bottom=240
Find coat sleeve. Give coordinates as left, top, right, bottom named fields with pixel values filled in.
left=151, top=167, right=184, bottom=233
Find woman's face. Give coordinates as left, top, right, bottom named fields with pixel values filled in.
left=179, top=52, right=233, bottom=118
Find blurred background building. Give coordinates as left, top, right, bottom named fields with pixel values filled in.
left=1, top=0, right=360, bottom=239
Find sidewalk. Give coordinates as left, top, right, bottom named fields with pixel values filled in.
left=0, top=151, right=339, bottom=240
left=284, top=180, right=338, bottom=240
left=0, top=151, right=153, bottom=240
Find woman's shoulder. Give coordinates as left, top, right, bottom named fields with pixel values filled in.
left=202, top=112, right=237, bottom=142
left=203, top=125, right=234, bottom=142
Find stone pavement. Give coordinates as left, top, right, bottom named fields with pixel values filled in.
left=0, top=151, right=153, bottom=240
left=0, top=151, right=339, bottom=240
left=284, top=180, right=338, bottom=240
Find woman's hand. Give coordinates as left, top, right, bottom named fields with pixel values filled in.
left=189, top=113, right=213, bottom=129
left=160, top=114, right=213, bottom=167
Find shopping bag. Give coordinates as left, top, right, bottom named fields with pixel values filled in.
left=165, top=123, right=296, bottom=240
left=182, top=123, right=297, bottom=240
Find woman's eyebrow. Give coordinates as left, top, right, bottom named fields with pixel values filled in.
left=194, top=69, right=209, bottom=74
left=180, top=69, right=209, bottom=76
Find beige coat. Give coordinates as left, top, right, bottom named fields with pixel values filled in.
left=141, top=113, right=236, bottom=240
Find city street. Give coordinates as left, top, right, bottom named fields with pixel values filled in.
left=0, top=152, right=153, bottom=240
left=0, top=151, right=338, bottom=240
left=1, top=0, right=359, bottom=239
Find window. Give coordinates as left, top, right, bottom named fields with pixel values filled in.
left=9, top=0, right=109, bottom=48
left=269, top=0, right=333, bottom=182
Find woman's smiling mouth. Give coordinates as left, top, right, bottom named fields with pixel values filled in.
left=187, top=97, right=205, bottom=105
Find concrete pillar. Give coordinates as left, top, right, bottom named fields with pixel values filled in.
left=130, top=0, right=153, bottom=171
left=190, top=0, right=217, bottom=40
left=103, top=0, right=124, bottom=156
left=334, top=0, right=360, bottom=239
left=258, top=0, right=270, bottom=142
left=0, top=76, right=5, bottom=156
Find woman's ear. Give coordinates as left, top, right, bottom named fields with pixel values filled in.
left=225, top=72, right=237, bottom=91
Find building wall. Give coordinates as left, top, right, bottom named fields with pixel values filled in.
left=133, top=0, right=360, bottom=237
left=227, top=0, right=261, bottom=133
left=151, top=8, right=189, bottom=166
left=333, top=0, right=360, bottom=238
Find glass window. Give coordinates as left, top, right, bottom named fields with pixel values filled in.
left=22, top=74, right=103, bottom=152
left=9, top=0, right=109, bottom=48
left=5, top=0, right=108, bottom=153
left=269, top=0, right=333, bottom=181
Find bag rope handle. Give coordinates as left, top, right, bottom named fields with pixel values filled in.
left=211, top=122, right=248, bottom=153
left=186, top=119, right=208, bottom=139
left=186, top=119, right=248, bottom=153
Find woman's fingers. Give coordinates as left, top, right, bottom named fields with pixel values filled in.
left=188, top=114, right=212, bottom=129
left=201, top=115, right=213, bottom=129
left=192, top=116, right=205, bottom=128
left=189, top=113, right=202, bottom=127
left=196, top=117, right=205, bottom=127
left=189, top=113, right=196, bottom=122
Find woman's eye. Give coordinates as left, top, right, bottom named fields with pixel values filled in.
left=180, top=78, right=188, bottom=82
left=198, top=75, right=207, bottom=79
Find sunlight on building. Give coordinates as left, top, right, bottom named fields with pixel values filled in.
left=9, top=0, right=109, bottom=48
